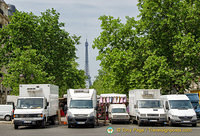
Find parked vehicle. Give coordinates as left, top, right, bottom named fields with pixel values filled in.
left=185, top=93, right=200, bottom=120
left=108, top=104, right=130, bottom=124
left=161, top=94, right=197, bottom=127
left=189, top=90, right=200, bottom=102
left=67, top=89, right=97, bottom=128
left=13, top=84, right=59, bottom=129
left=129, top=89, right=166, bottom=126
left=0, top=105, right=13, bottom=121
left=7, top=95, right=18, bottom=107
left=98, top=93, right=127, bottom=120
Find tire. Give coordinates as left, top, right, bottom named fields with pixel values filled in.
left=192, top=123, right=197, bottom=127
left=169, top=119, right=173, bottom=126
left=138, top=120, right=142, bottom=126
left=14, top=124, right=18, bottom=129
left=68, top=124, right=71, bottom=128
left=91, top=124, right=95, bottom=128
left=5, top=115, right=11, bottom=121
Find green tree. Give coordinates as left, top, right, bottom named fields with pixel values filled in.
left=93, top=0, right=200, bottom=94
left=0, top=9, right=86, bottom=95
left=137, top=0, right=200, bottom=93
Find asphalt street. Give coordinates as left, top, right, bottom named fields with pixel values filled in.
left=0, top=121, right=199, bottom=136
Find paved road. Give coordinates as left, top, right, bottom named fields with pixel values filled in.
left=0, top=122, right=199, bottom=136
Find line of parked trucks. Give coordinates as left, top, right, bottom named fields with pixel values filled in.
left=0, top=84, right=200, bottom=129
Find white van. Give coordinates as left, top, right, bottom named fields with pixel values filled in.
left=0, top=105, right=13, bottom=121
left=108, top=104, right=130, bottom=124
left=161, top=95, right=197, bottom=127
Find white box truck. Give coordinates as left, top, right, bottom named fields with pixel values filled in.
left=13, top=84, right=59, bottom=129
left=129, top=89, right=166, bottom=126
left=161, top=94, right=197, bottom=127
left=108, top=104, right=130, bottom=124
left=67, top=89, right=97, bottom=128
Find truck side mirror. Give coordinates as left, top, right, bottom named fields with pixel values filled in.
left=45, top=102, right=49, bottom=109
left=166, top=105, right=169, bottom=110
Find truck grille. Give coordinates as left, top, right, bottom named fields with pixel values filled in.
left=75, top=118, right=87, bottom=122
left=17, top=114, right=39, bottom=118
left=147, top=114, right=159, bottom=117
left=179, top=116, right=192, bottom=120
left=113, top=115, right=128, bottom=119
left=74, top=114, right=88, bottom=117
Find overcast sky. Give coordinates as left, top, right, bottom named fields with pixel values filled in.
left=5, top=0, right=140, bottom=83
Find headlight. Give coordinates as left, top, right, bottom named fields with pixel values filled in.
left=89, top=112, right=95, bottom=117
left=160, top=114, right=166, bottom=117
left=37, top=114, right=43, bottom=118
left=67, top=111, right=74, bottom=117
left=140, top=114, right=146, bottom=117
left=14, top=114, right=18, bottom=118
left=192, top=115, right=197, bottom=120
left=172, top=115, right=179, bottom=120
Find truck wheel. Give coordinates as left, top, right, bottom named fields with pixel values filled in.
left=68, top=124, right=71, bottom=128
left=5, top=115, right=11, bottom=121
left=169, top=119, right=173, bottom=126
left=138, top=120, right=142, bottom=126
left=91, top=124, right=95, bottom=128
left=14, top=124, right=18, bottom=129
left=192, top=123, right=197, bottom=127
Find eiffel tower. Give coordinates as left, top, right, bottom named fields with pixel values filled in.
left=85, top=39, right=92, bottom=88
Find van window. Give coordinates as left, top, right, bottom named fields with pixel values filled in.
left=169, top=100, right=193, bottom=109
left=17, top=98, right=43, bottom=109
left=112, top=108, right=126, bottom=113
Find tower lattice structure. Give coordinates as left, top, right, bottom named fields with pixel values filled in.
left=85, top=39, right=92, bottom=88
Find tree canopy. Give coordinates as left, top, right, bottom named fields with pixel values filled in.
left=0, top=9, right=86, bottom=96
left=92, top=0, right=200, bottom=94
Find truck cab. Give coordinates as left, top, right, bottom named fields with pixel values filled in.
left=129, top=89, right=166, bottom=126
left=67, top=89, right=97, bottom=128
left=13, top=84, right=58, bottom=129
left=14, top=97, right=48, bottom=129
left=135, top=99, right=166, bottom=125
left=161, top=95, right=197, bottom=127
left=108, top=104, right=130, bottom=124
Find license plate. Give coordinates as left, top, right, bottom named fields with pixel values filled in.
left=150, top=120, right=157, bottom=122
left=77, top=122, right=85, bottom=124
left=24, top=121, right=32, bottom=123
left=183, top=121, right=190, bottom=123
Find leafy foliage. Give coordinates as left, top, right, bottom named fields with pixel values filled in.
left=0, top=9, right=86, bottom=96
left=93, top=0, right=200, bottom=94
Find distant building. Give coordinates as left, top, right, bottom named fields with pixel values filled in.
left=0, top=0, right=15, bottom=104
left=8, top=4, right=16, bottom=16
left=0, top=0, right=9, bottom=28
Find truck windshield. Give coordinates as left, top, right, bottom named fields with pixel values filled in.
left=138, top=100, right=162, bottom=108
left=169, top=100, right=193, bottom=109
left=16, top=98, right=43, bottom=109
left=70, top=100, right=93, bottom=108
left=112, top=108, right=126, bottom=113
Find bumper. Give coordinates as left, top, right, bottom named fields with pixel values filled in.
left=139, top=117, right=166, bottom=123
left=112, top=118, right=130, bottom=122
left=170, top=119, right=197, bottom=124
left=67, top=116, right=95, bottom=126
left=14, top=120, right=43, bottom=126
